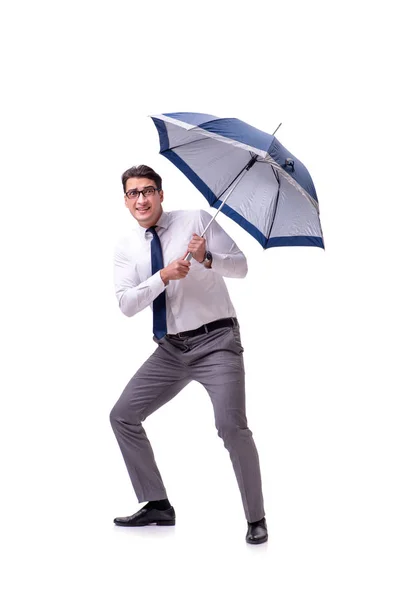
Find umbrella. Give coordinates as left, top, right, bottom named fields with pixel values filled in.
left=150, top=112, right=324, bottom=256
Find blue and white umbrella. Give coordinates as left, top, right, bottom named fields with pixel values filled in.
left=150, top=112, right=324, bottom=252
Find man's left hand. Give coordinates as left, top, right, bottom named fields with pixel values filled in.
left=187, top=234, right=206, bottom=263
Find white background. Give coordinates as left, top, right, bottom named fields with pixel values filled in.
left=1, top=0, right=399, bottom=598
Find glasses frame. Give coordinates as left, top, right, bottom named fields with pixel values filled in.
left=125, top=186, right=161, bottom=200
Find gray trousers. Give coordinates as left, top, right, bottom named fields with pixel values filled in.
left=110, top=323, right=265, bottom=523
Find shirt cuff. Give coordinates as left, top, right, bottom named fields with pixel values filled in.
left=207, top=253, right=247, bottom=278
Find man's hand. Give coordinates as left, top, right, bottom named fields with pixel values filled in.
left=160, top=256, right=191, bottom=285
left=187, top=234, right=206, bottom=263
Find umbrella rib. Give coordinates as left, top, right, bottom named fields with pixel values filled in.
left=168, top=137, right=214, bottom=152
left=214, top=154, right=258, bottom=204
left=265, top=167, right=281, bottom=241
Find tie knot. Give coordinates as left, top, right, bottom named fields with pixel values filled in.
left=146, top=226, right=157, bottom=236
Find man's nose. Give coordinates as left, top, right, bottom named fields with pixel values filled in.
left=137, top=191, right=148, bottom=202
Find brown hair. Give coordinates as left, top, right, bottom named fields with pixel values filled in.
left=121, top=165, right=162, bottom=192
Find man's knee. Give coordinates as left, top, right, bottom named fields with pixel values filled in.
left=109, top=400, right=124, bottom=429
left=215, top=418, right=251, bottom=443
left=109, top=393, right=141, bottom=429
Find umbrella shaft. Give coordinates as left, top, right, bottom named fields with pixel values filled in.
left=184, top=171, right=246, bottom=261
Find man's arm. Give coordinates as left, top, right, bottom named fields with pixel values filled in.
left=114, top=245, right=166, bottom=318
left=114, top=245, right=191, bottom=318
left=198, top=210, right=248, bottom=278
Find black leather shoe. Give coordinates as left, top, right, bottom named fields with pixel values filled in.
left=246, top=517, right=268, bottom=544
left=113, top=505, right=176, bottom=527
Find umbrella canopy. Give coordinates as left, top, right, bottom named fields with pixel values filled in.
left=150, top=112, right=324, bottom=250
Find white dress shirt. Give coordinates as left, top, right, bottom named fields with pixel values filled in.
left=113, top=209, right=248, bottom=334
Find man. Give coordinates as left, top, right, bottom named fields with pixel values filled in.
left=110, top=164, right=268, bottom=544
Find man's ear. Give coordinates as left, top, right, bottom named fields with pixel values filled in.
left=160, top=190, right=164, bottom=203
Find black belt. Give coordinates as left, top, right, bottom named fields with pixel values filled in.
left=166, top=317, right=238, bottom=339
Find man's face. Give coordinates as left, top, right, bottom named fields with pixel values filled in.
left=124, top=177, right=164, bottom=228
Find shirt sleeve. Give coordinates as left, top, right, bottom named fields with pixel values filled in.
left=199, top=210, right=248, bottom=279
left=114, top=243, right=166, bottom=318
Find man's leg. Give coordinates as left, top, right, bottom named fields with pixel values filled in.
left=110, top=342, right=190, bottom=502
left=190, top=326, right=265, bottom=523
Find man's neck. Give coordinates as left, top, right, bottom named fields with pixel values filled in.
left=139, top=208, right=163, bottom=229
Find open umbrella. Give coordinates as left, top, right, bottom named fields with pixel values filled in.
left=150, top=112, right=324, bottom=255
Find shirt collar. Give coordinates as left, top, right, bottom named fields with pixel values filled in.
left=155, top=210, right=169, bottom=230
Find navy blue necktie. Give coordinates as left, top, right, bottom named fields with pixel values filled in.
left=147, top=226, right=167, bottom=339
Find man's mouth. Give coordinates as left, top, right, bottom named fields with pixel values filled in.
left=136, top=207, right=151, bottom=214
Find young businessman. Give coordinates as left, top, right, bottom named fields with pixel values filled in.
left=110, top=164, right=268, bottom=544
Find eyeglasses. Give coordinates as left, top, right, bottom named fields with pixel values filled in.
left=125, top=186, right=160, bottom=200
